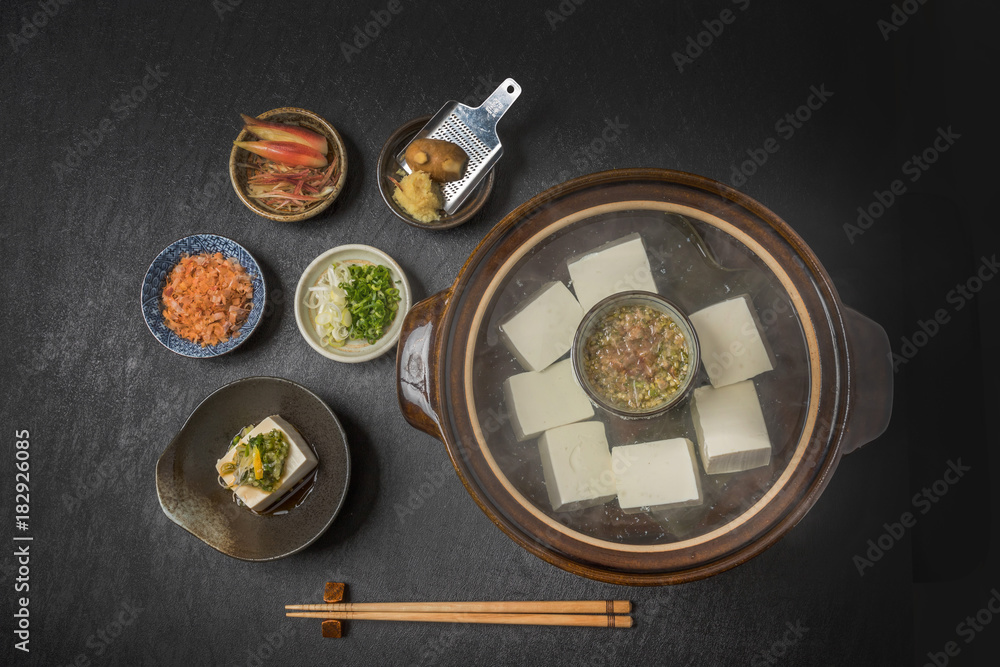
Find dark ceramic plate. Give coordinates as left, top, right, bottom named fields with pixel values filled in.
left=156, top=377, right=350, bottom=561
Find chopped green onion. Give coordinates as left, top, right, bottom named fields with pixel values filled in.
left=305, top=261, right=401, bottom=348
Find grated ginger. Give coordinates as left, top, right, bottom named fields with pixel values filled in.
left=392, top=171, right=443, bottom=223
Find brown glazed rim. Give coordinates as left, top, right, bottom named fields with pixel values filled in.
left=433, top=169, right=852, bottom=585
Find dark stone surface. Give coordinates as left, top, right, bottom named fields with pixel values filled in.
left=1, top=1, right=995, bottom=665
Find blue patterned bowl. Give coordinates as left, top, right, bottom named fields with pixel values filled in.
left=141, top=235, right=266, bottom=358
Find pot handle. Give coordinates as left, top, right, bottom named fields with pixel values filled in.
left=840, top=307, right=894, bottom=454
left=396, top=289, right=452, bottom=442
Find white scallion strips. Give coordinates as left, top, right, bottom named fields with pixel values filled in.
left=306, top=264, right=354, bottom=348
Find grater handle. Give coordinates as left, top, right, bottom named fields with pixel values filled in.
left=475, top=78, right=521, bottom=124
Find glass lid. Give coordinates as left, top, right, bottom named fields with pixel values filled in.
left=453, top=201, right=820, bottom=555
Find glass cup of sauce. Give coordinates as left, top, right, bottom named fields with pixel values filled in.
left=571, top=291, right=701, bottom=420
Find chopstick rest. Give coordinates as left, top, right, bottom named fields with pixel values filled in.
left=320, top=582, right=345, bottom=637
left=324, top=582, right=345, bottom=603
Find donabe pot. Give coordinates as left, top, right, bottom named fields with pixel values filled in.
left=395, top=169, right=893, bottom=585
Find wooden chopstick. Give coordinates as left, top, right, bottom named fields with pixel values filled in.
left=286, top=611, right=632, bottom=628
left=285, top=600, right=631, bottom=614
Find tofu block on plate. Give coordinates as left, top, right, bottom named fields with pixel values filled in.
left=612, top=438, right=702, bottom=513
left=689, top=295, right=775, bottom=388
left=538, top=422, right=615, bottom=511
left=499, top=281, right=583, bottom=372
left=691, top=381, right=771, bottom=474
left=216, top=415, right=318, bottom=512
left=567, top=233, right=658, bottom=311
left=502, top=359, right=594, bottom=441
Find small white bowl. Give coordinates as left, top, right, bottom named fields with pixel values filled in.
left=294, top=244, right=412, bottom=362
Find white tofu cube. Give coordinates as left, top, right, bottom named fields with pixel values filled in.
left=502, top=359, right=594, bottom=441
left=499, top=282, right=583, bottom=372
left=567, top=233, right=658, bottom=311
left=691, top=381, right=771, bottom=474
left=612, top=438, right=702, bottom=513
left=537, top=422, right=615, bottom=511
left=216, top=415, right=318, bottom=511
left=689, top=295, right=775, bottom=388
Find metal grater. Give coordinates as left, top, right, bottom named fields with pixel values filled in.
left=397, top=78, right=521, bottom=215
